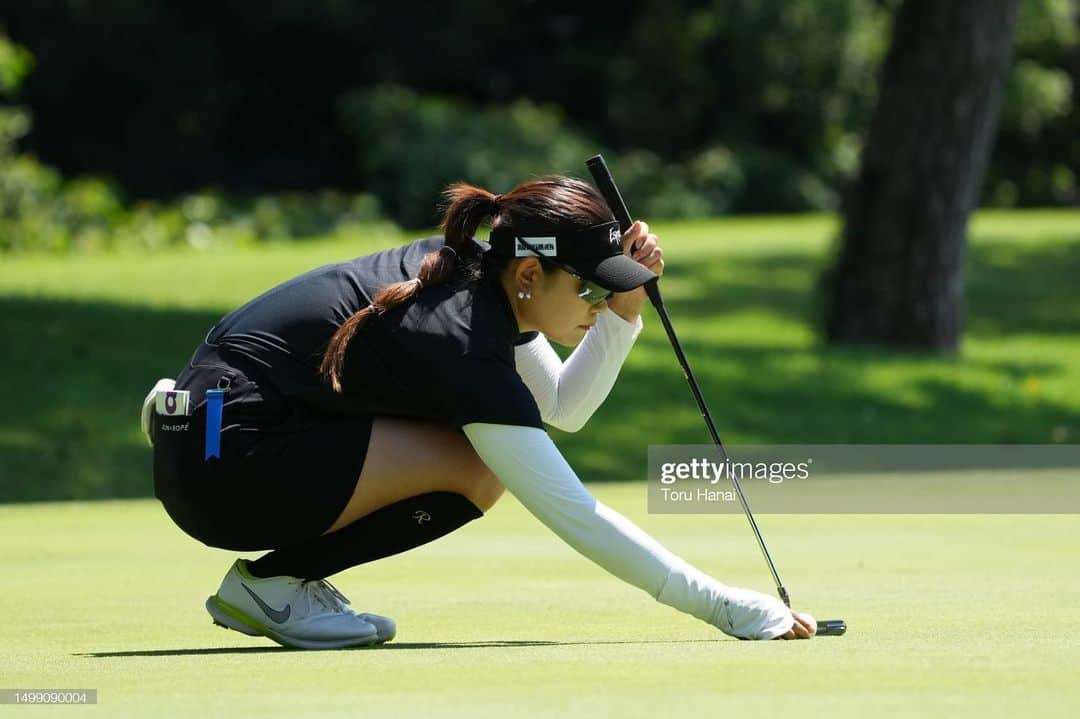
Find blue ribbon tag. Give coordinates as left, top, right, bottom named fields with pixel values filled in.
left=204, top=388, right=225, bottom=460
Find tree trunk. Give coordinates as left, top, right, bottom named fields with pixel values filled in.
left=824, top=0, right=1021, bottom=351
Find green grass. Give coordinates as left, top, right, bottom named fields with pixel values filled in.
left=1, top=210, right=1079, bottom=501
left=2, top=484, right=1078, bottom=717
left=2, top=214, right=1078, bottom=715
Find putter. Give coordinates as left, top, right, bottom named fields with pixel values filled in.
left=586, top=154, right=846, bottom=638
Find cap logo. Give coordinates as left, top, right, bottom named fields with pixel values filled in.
left=609, top=226, right=622, bottom=250
left=515, top=237, right=557, bottom=257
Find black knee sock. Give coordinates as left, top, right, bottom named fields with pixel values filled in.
left=246, top=491, right=484, bottom=580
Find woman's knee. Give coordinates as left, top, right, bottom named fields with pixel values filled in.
left=410, top=422, right=504, bottom=510
left=441, top=438, right=503, bottom=511
left=466, top=468, right=505, bottom=513
left=326, top=417, right=505, bottom=532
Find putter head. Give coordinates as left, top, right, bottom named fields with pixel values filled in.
left=816, top=619, right=847, bottom=636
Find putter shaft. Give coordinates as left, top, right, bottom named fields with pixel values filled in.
left=585, top=153, right=791, bottom=606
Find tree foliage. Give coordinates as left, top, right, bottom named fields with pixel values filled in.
left=2, top=0, right=1076, bottom=229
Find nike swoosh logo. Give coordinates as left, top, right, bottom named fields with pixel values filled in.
left=241, top=582, right=291, bottom=623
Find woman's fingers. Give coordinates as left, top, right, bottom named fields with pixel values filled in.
left=794, top=611, right=817, bottom=636
left=632, top=236, right=657, bottom=258
left=777, top=610, right=816, bottom=639
left=637, top=246, right=663, bottom=272
left=623, top=221, right=648, bottom=253
left=621, top=221, right=665, bottom=278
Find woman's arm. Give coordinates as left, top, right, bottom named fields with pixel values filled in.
left=514, top=309, right=643, bottom=433
left=461, top=421, right=795, bottom=639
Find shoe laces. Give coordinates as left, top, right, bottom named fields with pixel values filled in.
left=300, top=577, right=352, bottom=614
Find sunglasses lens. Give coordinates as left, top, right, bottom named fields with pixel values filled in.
left=579, top=281, right=613, bottom=304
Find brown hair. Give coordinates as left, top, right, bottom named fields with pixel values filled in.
left=319, top=175, right=613, bottom=392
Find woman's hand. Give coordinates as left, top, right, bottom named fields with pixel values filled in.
left=605, top=220, right=665, bottom=323
left=777, top=610, right=817, bottom=639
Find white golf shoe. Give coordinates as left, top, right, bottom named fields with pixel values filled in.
left=205, top=559, right=396, bottom=649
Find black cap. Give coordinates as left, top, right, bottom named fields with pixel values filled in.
left=487, top=220, right=657, bottom=292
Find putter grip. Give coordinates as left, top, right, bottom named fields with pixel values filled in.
left=586, top=154, right=634, bottom=231
left=586, top=153, right=662, bottom=306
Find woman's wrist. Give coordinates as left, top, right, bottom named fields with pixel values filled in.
left=605, top=288, right=646, bottom=324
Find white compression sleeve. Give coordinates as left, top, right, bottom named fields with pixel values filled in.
left=462, top=422, right=794, bottom=640
left=514, top=309, right=643, bottom=433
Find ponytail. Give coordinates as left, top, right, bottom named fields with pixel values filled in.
left=320, top=176, right=611, bottom=393
left=319, top=183, right=501, bottom=392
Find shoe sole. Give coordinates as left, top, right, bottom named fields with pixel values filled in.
left=205, top=595, right=385, bottom=650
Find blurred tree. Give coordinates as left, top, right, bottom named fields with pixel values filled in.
left=823, top=0, right=1022, bottom=351
left=0, top=1, right=895, bottom=209
left=986, top=0, right=1079, bottom=206
left=4, top=1, right=1074, bottom=217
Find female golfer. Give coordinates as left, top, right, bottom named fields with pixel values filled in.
left=143, top=175, right=816, bottom=649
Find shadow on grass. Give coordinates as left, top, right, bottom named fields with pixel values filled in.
left=3, top=235, right=1078, bottom=501
left=966, top=237, right=1080, bottom=337
left=0, top=297, right=222, bottom=503
left=76, top=638, right=723, bottom=658
left=657, top=233, right=1080, bottom=338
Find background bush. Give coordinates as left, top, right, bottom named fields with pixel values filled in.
left=1, top=0, right=1077, bottom=246
left=1, top=34, right=389, bottom=254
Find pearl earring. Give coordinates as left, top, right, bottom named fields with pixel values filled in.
left=517, top=289, right=532, bottom=300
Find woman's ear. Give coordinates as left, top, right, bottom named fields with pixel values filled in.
left=514, top=257, right=544, bottom=290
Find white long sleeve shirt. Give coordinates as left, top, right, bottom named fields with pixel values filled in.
left=469, top=308, right=793, bottom=640
left=463, top=422, right=794, bottom=639
left=513, top=309, right=643, bottom=432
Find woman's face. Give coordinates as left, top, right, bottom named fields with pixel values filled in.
left=503, top=258, right=609, bottom=347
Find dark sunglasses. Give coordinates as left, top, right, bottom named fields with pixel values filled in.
left=567, top=266, right=616, bottom=305
left=514, top=237, right=615, bottom=306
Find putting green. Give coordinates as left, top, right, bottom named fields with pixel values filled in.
left=2, top=482, right=1077, bottom=717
